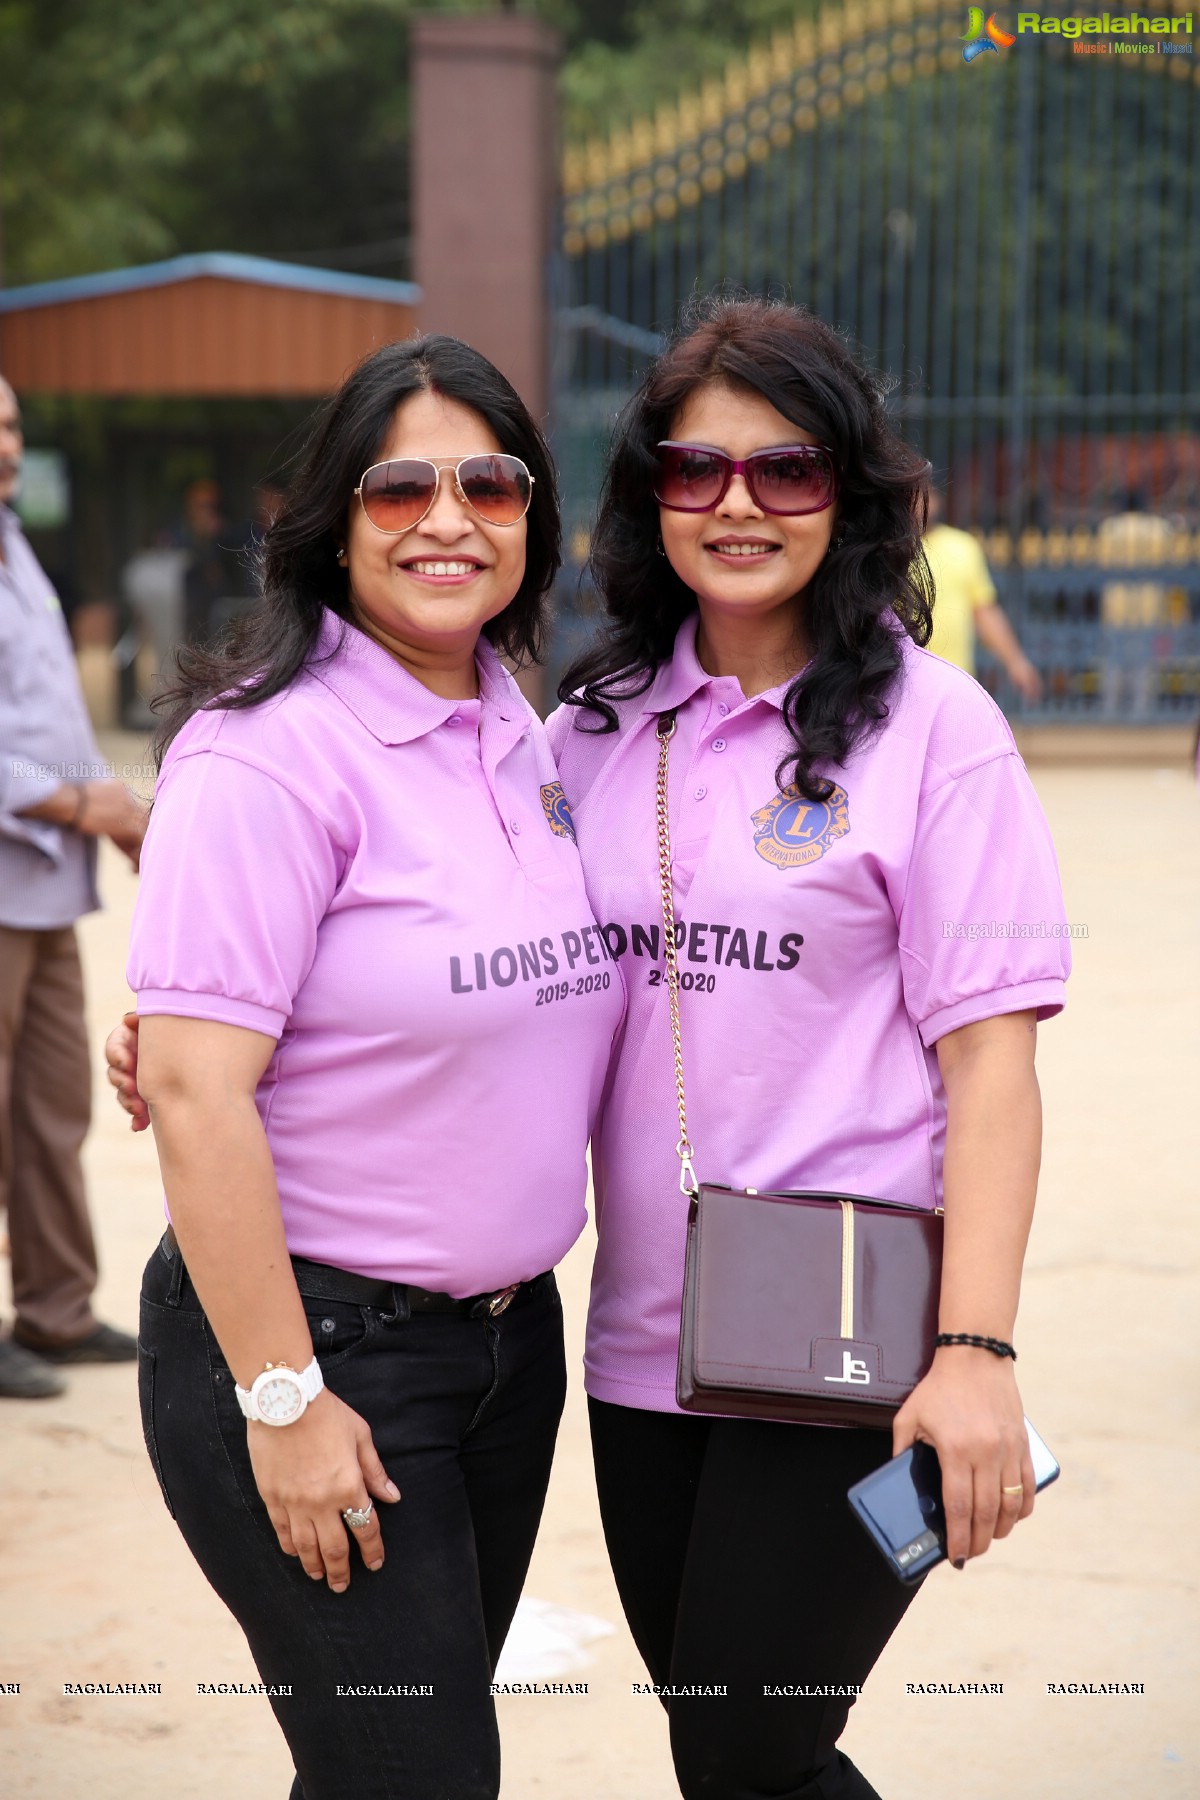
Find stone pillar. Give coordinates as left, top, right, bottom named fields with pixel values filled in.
left=411, top=12, right=563, bottom=427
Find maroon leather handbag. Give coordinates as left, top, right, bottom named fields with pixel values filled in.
left=653, top=712, right=944, bottom=1429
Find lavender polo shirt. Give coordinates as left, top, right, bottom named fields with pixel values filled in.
left=547, top=616, right=1070, bottom=1413
left=128, top=609, right=623, bottom=1294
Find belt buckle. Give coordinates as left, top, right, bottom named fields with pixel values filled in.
left=486, top=1284, right=520, bottom=1318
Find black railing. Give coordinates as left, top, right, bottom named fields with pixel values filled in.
left=550, top=0, right=1200, bottom=725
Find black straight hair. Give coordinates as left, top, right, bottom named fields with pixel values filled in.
left=153, top=333, right=561, bottom=767
left=558, top=296, right=932, bottom=802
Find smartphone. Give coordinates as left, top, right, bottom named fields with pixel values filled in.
left=846, top=1418, right=1060, bottom=1585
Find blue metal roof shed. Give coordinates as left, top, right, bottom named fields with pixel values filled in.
left=0, top=253, right=422, bottom=395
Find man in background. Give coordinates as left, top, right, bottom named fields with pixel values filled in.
left=0, top=373, right=147, bottom=1399
left=182, top=478, right=244, bottom=646
left=1096, top=489, right=1174, bottom=719
left=923, top=488, right=1043, bottom=703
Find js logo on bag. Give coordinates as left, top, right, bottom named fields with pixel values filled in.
left=751, top=783, right=849, bottom=870
left=540, top=782, right=577, bottom=843
left=823, top=1350, right=872, bottom=1386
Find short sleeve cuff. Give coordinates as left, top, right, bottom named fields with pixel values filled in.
left=4, top=767, right=68, bottom=811
left=918, top=979, right=1066, bottom=1048
left=135, top=989, right=288, bottom=1038
left=0, top=811, right=64, bottom=861
left=0, top=767, right=72, bottom=861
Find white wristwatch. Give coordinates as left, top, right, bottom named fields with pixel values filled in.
left=235, top=1358, right=325, bottom=1427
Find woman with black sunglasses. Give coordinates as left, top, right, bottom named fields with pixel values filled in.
left=119, top=334, right=621, bottom=1799
left=547, top=295, right=1070, bottom=1799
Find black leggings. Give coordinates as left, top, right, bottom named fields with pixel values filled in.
left=589, top=1398, right=923, bottom=1800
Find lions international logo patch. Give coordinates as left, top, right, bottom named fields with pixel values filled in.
left=751, top=783, right=850, bottom=870
left=540, top=782, right=577, bottom=843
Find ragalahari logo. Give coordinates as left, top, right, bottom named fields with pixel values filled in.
left=961, top=7, right=1018, bottom=56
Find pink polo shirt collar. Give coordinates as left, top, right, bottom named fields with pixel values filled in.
left=308, top=607, right=517, bottom=745
left=641, top=613, right=802, bottom=717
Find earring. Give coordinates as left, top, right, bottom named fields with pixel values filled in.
left=655, top=534, right=666, bottom=558
left=335, top=547, right=347, bottom=565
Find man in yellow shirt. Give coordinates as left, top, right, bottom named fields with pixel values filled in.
left=923, top=491, right=1043, bottom=703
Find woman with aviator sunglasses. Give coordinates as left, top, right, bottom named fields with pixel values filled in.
left=547, top=296, right=1069, bottom=1799
left=116, top=334, right=622, bottom=1799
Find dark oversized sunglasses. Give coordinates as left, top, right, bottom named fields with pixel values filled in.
left=653, top=441, right=838, bottom=516
left=355, top=454, right=534, bottom=535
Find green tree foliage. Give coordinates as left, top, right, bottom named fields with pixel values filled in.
left=552, top=0, right=815, bottom=138
left=0, top=0, right=812, bottom=287
left=0, top=0, right=424, bottom=283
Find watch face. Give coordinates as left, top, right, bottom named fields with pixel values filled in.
left=256, top=1374, right=303, bottom=1423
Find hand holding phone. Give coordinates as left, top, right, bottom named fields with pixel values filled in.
left=847, top=1418, right=1060, bottom=1584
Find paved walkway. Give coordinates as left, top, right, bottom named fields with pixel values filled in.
left=1, top=741, right=1197, bottom=1798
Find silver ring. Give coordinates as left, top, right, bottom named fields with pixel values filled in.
left=341, top=1501, right=374, bottom=1530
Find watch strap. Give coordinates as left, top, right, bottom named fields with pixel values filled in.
left=234, top=1357, right=324, bottom=1420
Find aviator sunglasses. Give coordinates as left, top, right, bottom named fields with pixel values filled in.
left=355, top=454, right=534, bottom=535
left=653, top=441, right=838, bottom=516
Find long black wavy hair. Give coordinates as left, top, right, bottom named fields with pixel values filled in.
left=153, top=334, right=561, bottom=766
left=557, top=296, right=932, bottom=801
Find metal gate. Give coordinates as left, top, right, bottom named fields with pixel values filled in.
left=550, top=0, right=1200, bottom=723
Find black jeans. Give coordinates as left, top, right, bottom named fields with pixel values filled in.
left=589, top=1398, right=923, bottom=1800
left=138, top=1236, right=566, bottom=1800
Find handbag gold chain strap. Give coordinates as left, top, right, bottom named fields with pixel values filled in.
left=655, top=712, right=699, bottom=1197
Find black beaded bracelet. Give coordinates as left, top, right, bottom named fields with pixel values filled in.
left=934, top=1332, right=1017, bottom=1361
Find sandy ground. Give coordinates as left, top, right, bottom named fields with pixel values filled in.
left=1, top=737, right=1197, bottom=1800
